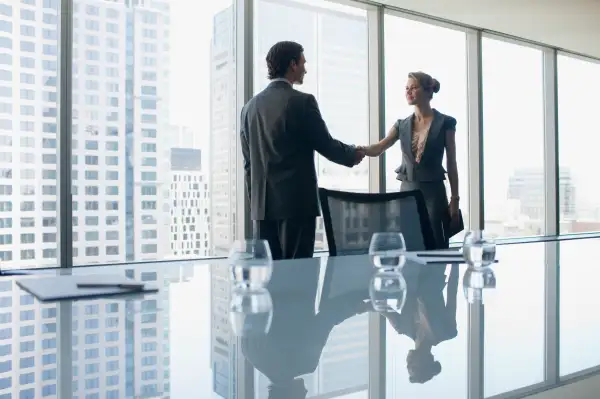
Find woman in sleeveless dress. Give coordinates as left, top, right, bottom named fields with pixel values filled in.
left=361, top=72, right=460, bottom=249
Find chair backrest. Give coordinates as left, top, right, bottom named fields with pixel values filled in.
left=318, top=188, right=436, bottom=256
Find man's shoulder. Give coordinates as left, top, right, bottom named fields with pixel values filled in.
left=291, top=88, right=314, bottom=102
left=258, top=85, right=312, bottom=106
left=264, top=84, right=310, bottom=100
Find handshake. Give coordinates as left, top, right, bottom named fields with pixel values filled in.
left=352, top=145, right=377, bottom=165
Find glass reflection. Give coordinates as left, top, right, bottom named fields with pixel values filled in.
left=382, top=265, right=459, bottom=384
left=463, top=267, right=497, bottom=303
left=369, top=268, right=407, bottom=313
left=229, top=287, right=273, bottom=337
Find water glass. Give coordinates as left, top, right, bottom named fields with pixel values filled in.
left=229, top=287, right=273, bottom=337
left=228, top=239, right=273, bottom=290
left=463, top=267, right=497, bottom=304
left=369, top=232, right=406, bottom=269
left=368, top=269, right=407, bottom=313
left=462, top=230, right=496, bottom=268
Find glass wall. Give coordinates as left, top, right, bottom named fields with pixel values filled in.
left=482, top=37, right=545, bottom=238
left=0, top=0, right=60, bottom=269
left=70, top=0, right=236, bottom=265
left=253, top=0, right=370, bottom=252
left=557, top=55, right=600, bottom=234
left=383, top=14, right=469, bottom=243
left=0, top=0, right=597, bottom=268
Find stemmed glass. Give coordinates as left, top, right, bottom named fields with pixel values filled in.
left=368, top=232, right=407, bottom=270
left=228, top=239, right=273, bottom=290
left=462, top=230, right=496, bottom=269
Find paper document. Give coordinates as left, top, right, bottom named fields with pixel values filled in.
left=16, top=274, right=158, bottom=302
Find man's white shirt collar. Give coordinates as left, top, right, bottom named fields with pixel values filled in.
left=270, top=78, right=292, bottom=86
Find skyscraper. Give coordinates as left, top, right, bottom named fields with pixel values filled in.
left=0, top=0, right=172, bottom=269
left=507, top=168, right=576, bottom=229
left=209, top=7, right=238, bottom=257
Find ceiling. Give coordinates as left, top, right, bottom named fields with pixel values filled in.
left=379, top=0, right=600, bottom=59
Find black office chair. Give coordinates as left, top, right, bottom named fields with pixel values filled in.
left=318, top=188, right=437, bottom=256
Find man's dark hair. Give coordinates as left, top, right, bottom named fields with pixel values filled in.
left=266, top=41, right=304, bottom=80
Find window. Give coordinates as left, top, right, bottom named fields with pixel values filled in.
left=557, top=55, right=600, bottom=233
left=70, top=0, right=220, bottom=264
left=482, top=37, right=545, bottom=238
left=254, top=0, right=370, bottom=252
left=0, top=1, right=59, bottom=270
left=383, top=15, right=469, bottom=244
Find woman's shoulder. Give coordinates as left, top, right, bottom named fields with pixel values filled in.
left=434, top=110, right=457, bottom=130
left=394, top=113, right=414, bottom=129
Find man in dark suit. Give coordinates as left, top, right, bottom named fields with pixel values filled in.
left=240, top=41, right=364, bottom=260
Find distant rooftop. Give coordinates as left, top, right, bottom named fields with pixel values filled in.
left=171, top=148, right=201, bottom=171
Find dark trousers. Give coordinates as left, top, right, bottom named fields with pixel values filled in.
left=254, top=218, right=316, bottom=260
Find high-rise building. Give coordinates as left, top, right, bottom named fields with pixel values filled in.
left=508, top=168, right=576, bottom=222
left=210, top=263, right=238, bottom=399
left=169, top=147, right=210, bottom=258
left=209, top=7, right=238, bottom=257
left=0, top=0, right=172, bottom=268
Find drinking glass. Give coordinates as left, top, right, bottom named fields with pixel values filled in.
left=229, top=287, right=273, bottom=337
left=462, top=230, right=496, bottom=268
left=368, top=232, right=406, bottom=269
left=369, top=269, right=407, bottom=313
left=228, top=239, right=273, bottom=290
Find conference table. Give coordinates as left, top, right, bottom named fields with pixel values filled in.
left=0, top=235, right=598, bottom=398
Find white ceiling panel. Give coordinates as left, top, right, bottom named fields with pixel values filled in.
left=378, top=0, right=600, bottom=59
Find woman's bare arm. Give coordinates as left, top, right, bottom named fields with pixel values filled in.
left=445, top=129, right=459, bottom=199
left=362, top=124, right=399, bottom=157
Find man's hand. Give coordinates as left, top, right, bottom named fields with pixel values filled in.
left=357, top=145, right=380, bottom=157
left=353, top=147, right=366, bottom=165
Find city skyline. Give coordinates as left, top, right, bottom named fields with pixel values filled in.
left=0, top=0, right=597, bottom=259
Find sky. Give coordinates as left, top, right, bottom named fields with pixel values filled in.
left=168, top=0, right=232, bottom=167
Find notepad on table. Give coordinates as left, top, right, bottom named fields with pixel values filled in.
left=414, top=250, right=464, bottom=258
left=16, top=274, right=158, bottom=302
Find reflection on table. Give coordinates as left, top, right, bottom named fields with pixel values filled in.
left=0, top=237, right=596, bottom=398
left=383, top=264, right=459, bottom=384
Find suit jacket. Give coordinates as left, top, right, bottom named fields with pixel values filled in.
left=394, top=109, right=457, bottom=182
left=240, top=80, right=357, bottom=221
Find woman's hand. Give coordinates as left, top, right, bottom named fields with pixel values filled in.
left=357, top=144, right=381, bottom=157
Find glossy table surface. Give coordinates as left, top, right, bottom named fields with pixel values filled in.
left=0, top=236, right=598, bottom=398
